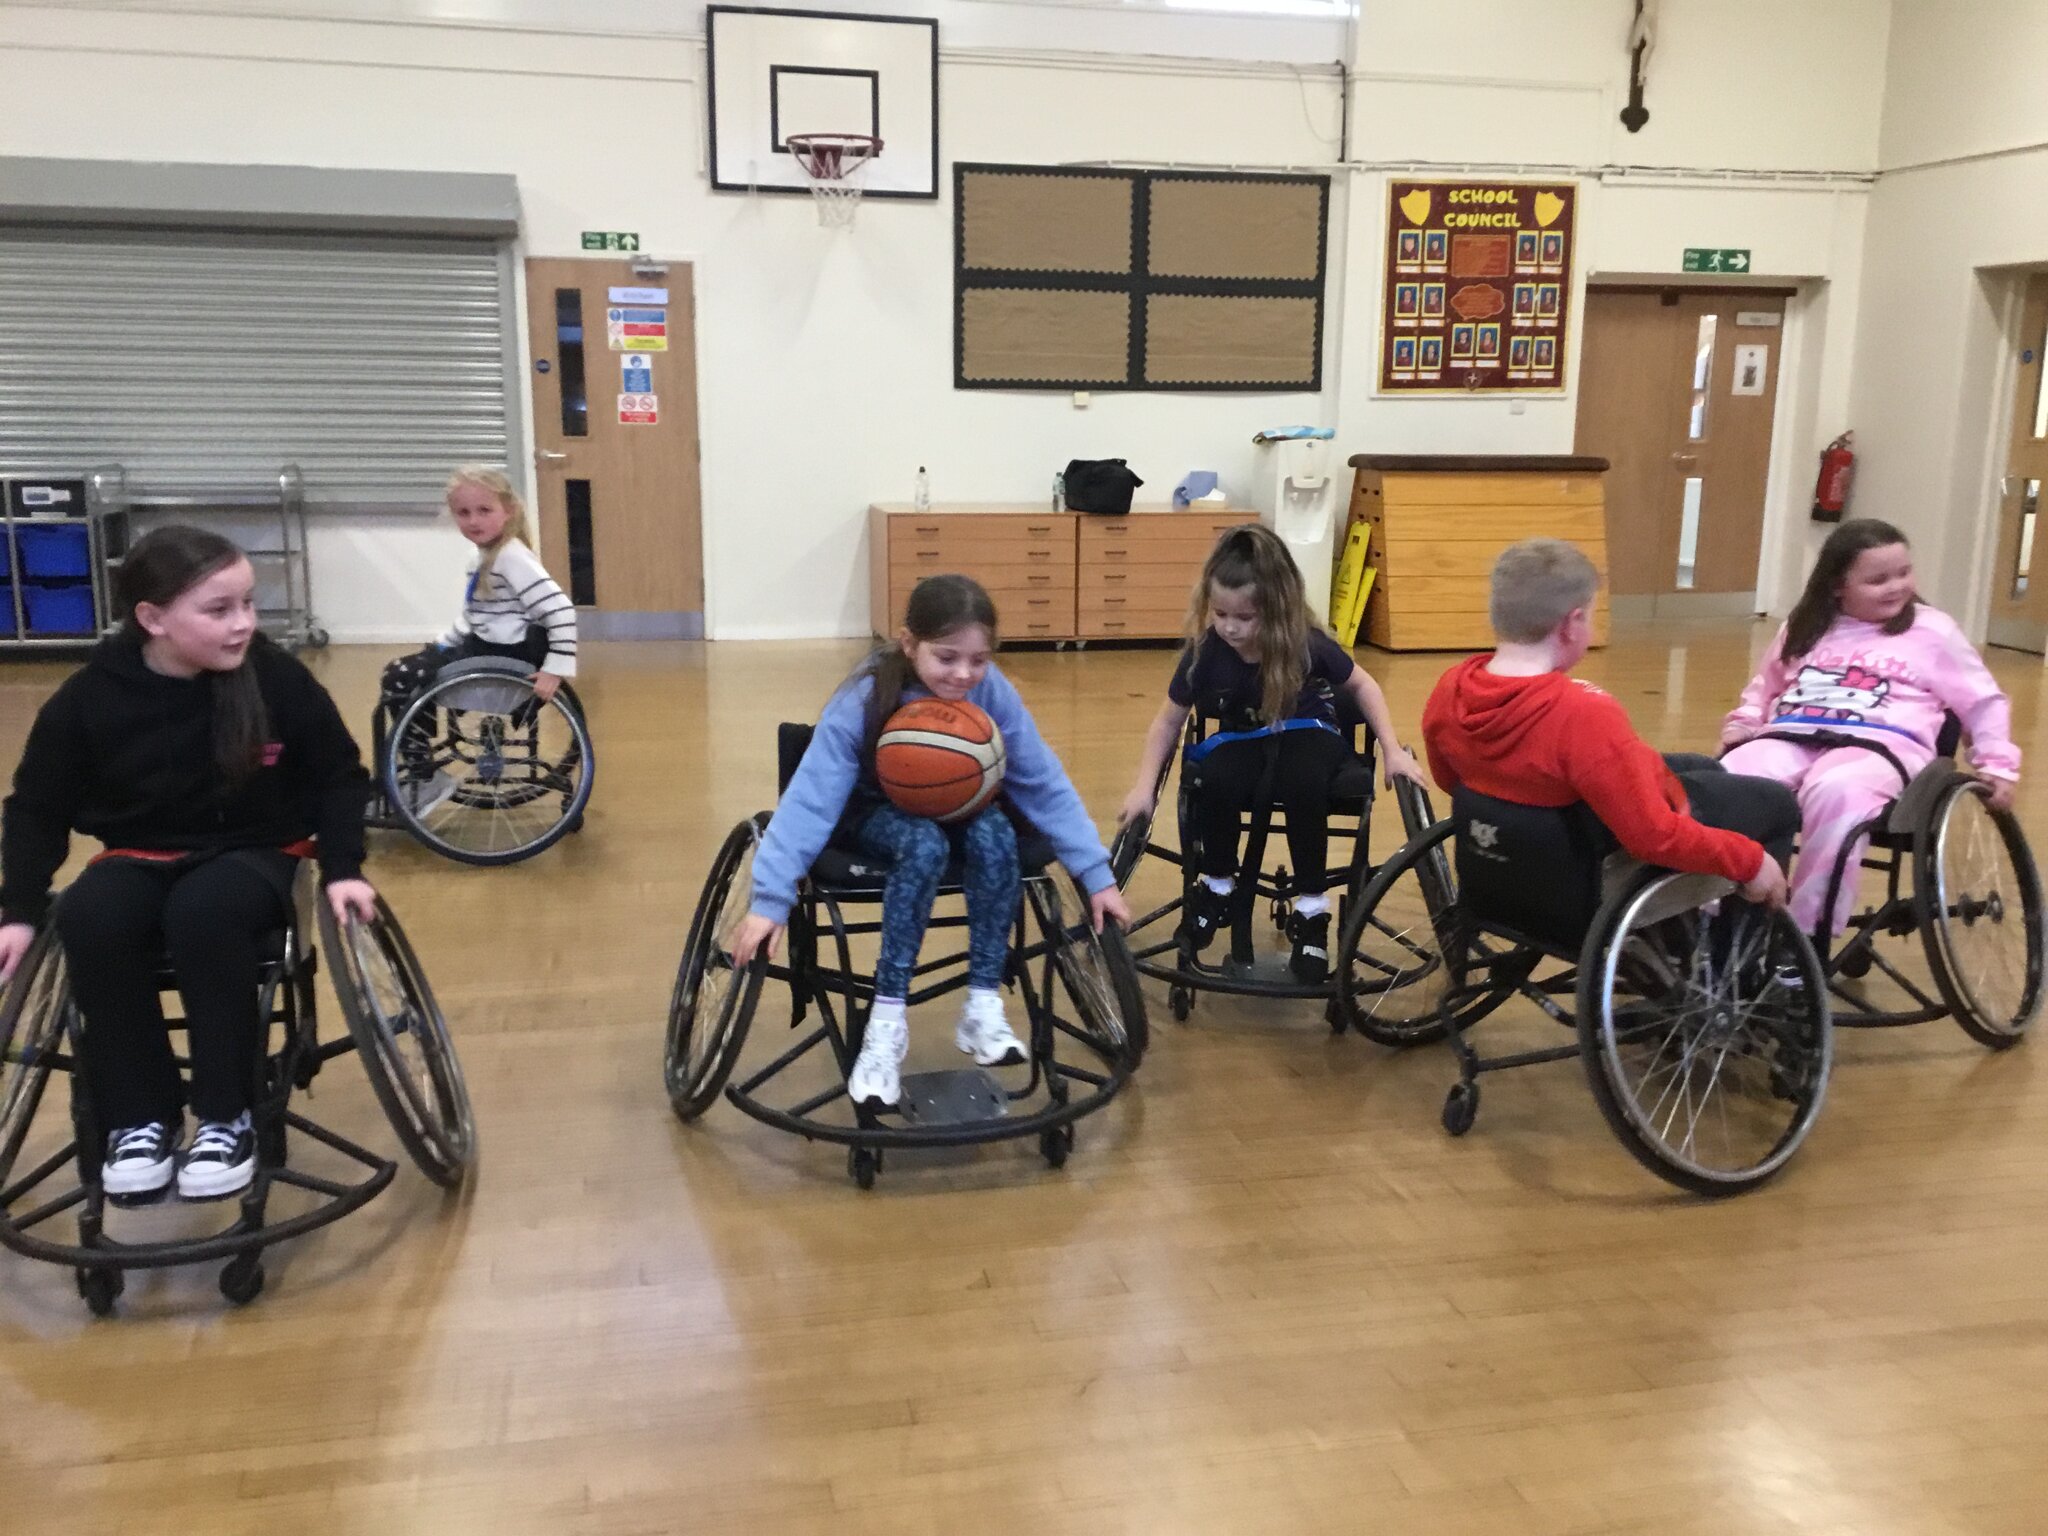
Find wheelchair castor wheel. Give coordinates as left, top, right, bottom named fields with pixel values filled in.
left=848, top=1146, right=881, bottom=1190
left=1326, top=997, right=1346, bottom=1035
left=1169, top=984, right=1193, bottom=1022
left=1270, top=898, right=1289, bottom=931
left=1040, top=1123, right=1074, bottom=1169
left=1442, top=1081, right=1479, bottom=1137
left=75, top=1266, right=123, bottom=1317
left=1839, top=946, right=1873, bottom=979
left=219, top=1255, right=265, bottom=1306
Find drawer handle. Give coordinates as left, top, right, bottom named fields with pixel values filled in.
left=1103, top=597, right=1125, bottom=607
left=1026, top=598, right=1050, bottom=607
left=1101, top=621, right=1126, bottom=630
left=1102, top=573, right=1126, bottom=583
left=1026, top=623, right=1052, bottom=632
left=1025, top=524, right=1052, bottom=534
left=1102, top=549, right=1128, bottom=562
left=915, top=551, right=940, bottom=560
left=1027, top=549, right=1051, bottom=560
left=913, top=525, right=941, bottom=535
left=1026, top=574, right=1051, bottom=585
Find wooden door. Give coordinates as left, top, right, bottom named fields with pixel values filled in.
left=525, top=257, right=703, bottom=636
left=1985, top=273, right=2048, bottom=654
left=1576, top=289, right=1786, bottom=603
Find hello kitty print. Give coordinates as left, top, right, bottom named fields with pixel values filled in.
left=1773, top=663, right=1891, bottom=725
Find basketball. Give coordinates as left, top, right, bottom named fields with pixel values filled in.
left=875, top=698, right=1006, bottom=823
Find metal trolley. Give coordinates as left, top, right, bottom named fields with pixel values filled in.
left=91, top=463, right=327, bottom=649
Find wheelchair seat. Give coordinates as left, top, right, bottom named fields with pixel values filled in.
left=1451, top=788, right=1617, bottom=953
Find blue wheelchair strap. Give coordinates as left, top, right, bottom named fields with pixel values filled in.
left=1183, top=716, right=1340, bottom=764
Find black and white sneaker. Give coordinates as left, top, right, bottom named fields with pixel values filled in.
left=102, top=1122, right=179, bottom=1199
left=177, top=1112, right=256, bottom=1200
left=1288, top=910, right=1332, bottom=985
left=1181, top=882, right=1232, bottom=953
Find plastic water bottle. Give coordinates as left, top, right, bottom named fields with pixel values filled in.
left=1052, top=470, right=1066, bottom=513
left=914, top=466, right=931, bottom=514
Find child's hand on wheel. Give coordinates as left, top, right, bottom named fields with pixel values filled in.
left=0, top=922, right=34, bottom=983
left=1738, top=857, right=1788, bottom=910
left=1381, top=744, right=1428, bottom=789
left=730, top=913, right=784, bottom=967
left=326, top=878, right=379, bottom=926
left=530, top=672, right=562, bottom=705
left=1089, top=886, right=1131, bottom=933
left=1117, top=786, right=1155, bottom=827
left=1981, top=774, right=2018, bottom=814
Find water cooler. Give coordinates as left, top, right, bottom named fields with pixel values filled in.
left=1248, top=436, right=1339, bottom=622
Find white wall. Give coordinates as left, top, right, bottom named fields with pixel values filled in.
left=1849, top=0, right=2048, bottom=631
left=0, top=0, right=1891, bottom=638
left=1336, top=0, right=1886, bottom=616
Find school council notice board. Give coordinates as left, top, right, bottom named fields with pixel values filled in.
left=1378, top=180, right=1577, bottom=395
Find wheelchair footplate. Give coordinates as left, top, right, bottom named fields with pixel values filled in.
left=895, top=1068, right=1009, bottom=1127
left=1214, top=953, right=1302, bottom=989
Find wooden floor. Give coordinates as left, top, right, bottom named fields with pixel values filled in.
left=4, top=621, right=2048, bottom=1535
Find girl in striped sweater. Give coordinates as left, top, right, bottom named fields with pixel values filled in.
left=381, top=467, right=578, bottom=707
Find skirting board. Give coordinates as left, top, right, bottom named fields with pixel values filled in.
left=580, top=610, right=706, bottom=641
left=1610, top=592, right=1760, bottom=625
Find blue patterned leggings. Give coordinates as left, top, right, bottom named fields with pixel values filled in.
left=853, top=802, right=1020, bottom=998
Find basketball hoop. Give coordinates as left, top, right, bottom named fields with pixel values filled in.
left=784, top=133, right=882, bottom=228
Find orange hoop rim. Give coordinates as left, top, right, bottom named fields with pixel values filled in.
left=783, top=132, right=883, bottom=182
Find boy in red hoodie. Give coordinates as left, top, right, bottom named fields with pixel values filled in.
left=1422, top=539, right=1795, bottom=906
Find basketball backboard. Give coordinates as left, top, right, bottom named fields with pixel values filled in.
left=706, top=6, right=940, bottom=200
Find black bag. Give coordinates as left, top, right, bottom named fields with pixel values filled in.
left=1062, top=458, right=1143, bottom=515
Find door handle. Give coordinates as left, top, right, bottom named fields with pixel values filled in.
left=536, top=450, right=569, bottom=466
left=1671, top=452, right=1699, bottom=467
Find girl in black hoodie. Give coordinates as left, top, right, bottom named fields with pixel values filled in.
left=0, top=526, right=374, bottom=1201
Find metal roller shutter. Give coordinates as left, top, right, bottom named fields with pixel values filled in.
left=0, top=227, right=514, bottom=508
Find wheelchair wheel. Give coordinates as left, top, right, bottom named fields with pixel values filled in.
left=666, top=815, right=768, bottom=1121
left=1916, top=779, right=2044, bottom=1048
left=1109, top=815, right=1149, bottom=889
left=1037, top=876, right=1149, bottom=1071
left=1578, top=875, right=1831, bottom=1197
left=1336, top=820, right=1506, bottom=1047
left=386, top=669, right=593, bottom=867
left=320, top=897, right=475, bottom=1187
left=0, top=930, right=70, bottom=1185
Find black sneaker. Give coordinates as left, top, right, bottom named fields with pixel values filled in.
left=1181, top=882, right=1232, bottom=953
left=1289, top=910, right=1332, bottom=985
left=177, top=1113, right=256, bottom=1200
left=103, top=1121, right=179, bottom=1199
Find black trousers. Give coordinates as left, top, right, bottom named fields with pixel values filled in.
left=380, top=627, right=550, bottom=701
left=54, top=850, right=297, bottom=1130
left=1657, top=752, right=1801, bottom=874
left=1189, top=728, right=1353, bottom=890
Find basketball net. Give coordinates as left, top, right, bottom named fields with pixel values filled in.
left=784, top=133, right=882, bottom=228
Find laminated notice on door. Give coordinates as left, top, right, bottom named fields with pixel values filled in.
left=619, top=392, right=659, bottom=424
left=1732, top=344, right=1769, bottom=396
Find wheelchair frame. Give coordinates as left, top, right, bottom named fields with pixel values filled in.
left=366, top=656, right=594, bottom=867
left=0, top=869, right=472, bottom=1313
left=1337, top=788, right=1834, bottom=1196
left=1113, top=707, right=1401, bottom=1022
left=668, top=791, right=1148, bottom=1189
left=1747, top=728, right=2044, bottom=1045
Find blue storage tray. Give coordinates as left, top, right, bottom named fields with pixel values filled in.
left=16, top=523, right=91, bottom=579
left=22, top=581, right=97, bottom=635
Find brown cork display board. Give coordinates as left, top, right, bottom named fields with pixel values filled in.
left=1378, top=180, right=1576, bottom=395
left=956, top=164, right=1328, bottom=392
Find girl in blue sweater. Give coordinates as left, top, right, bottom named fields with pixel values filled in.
left=730, top=576, right=1130, bottom=1108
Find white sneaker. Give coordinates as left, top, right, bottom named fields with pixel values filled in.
left=848, top=1014, right=908, bottom=1107
left=103, top=1121, right=180, bottom=1197
left=956, top=991, right=1028, bottom=1068
left=177, top=1112, right=256, bottom=1200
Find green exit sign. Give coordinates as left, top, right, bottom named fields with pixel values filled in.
left=1683, top=247, right=1751, bottom=274
left=581, top=230, right=641, bottom=252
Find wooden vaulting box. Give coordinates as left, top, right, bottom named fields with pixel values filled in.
left=1345, top=454, right=1611, bottom=652
left=954, top=165, right=1329, bottom=391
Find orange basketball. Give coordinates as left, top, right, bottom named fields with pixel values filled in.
left=875, top=698, right=1006, bottom=823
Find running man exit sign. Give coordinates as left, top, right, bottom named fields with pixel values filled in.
left=1682, top=247, right=1751, bottom=273
left=581, top=231, right=641, bottom=252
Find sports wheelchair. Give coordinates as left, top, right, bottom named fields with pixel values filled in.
left=665, top=723, right=1147, bottom=1188
left=366, top=656, right=593, bottom=866
left=1745, top=722, right=2043, bottom=1044
left=1112, top=701, right=1422, bottom=1022
left=1335, top=787, right=1833, bottom=1196
left=0, top=866, right=472, bottom=1313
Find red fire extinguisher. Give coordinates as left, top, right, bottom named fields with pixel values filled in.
left=1812, top=432, right=1855, bottom=523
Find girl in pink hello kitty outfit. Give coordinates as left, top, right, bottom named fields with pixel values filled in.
left=1721, top=519, right=2020, bottom=936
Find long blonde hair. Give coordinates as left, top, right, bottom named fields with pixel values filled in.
left=445, top=465, right=534, bottom=587
left=1183, top=523, right=1318, bottom=724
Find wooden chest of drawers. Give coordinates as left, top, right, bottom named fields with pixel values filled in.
left=869, top=504, right=1253, bottom=642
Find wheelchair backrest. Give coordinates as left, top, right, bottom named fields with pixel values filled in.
left=1451, top=787, right=1610, bottom=952
left=777, top=722, right=813, bottom=797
